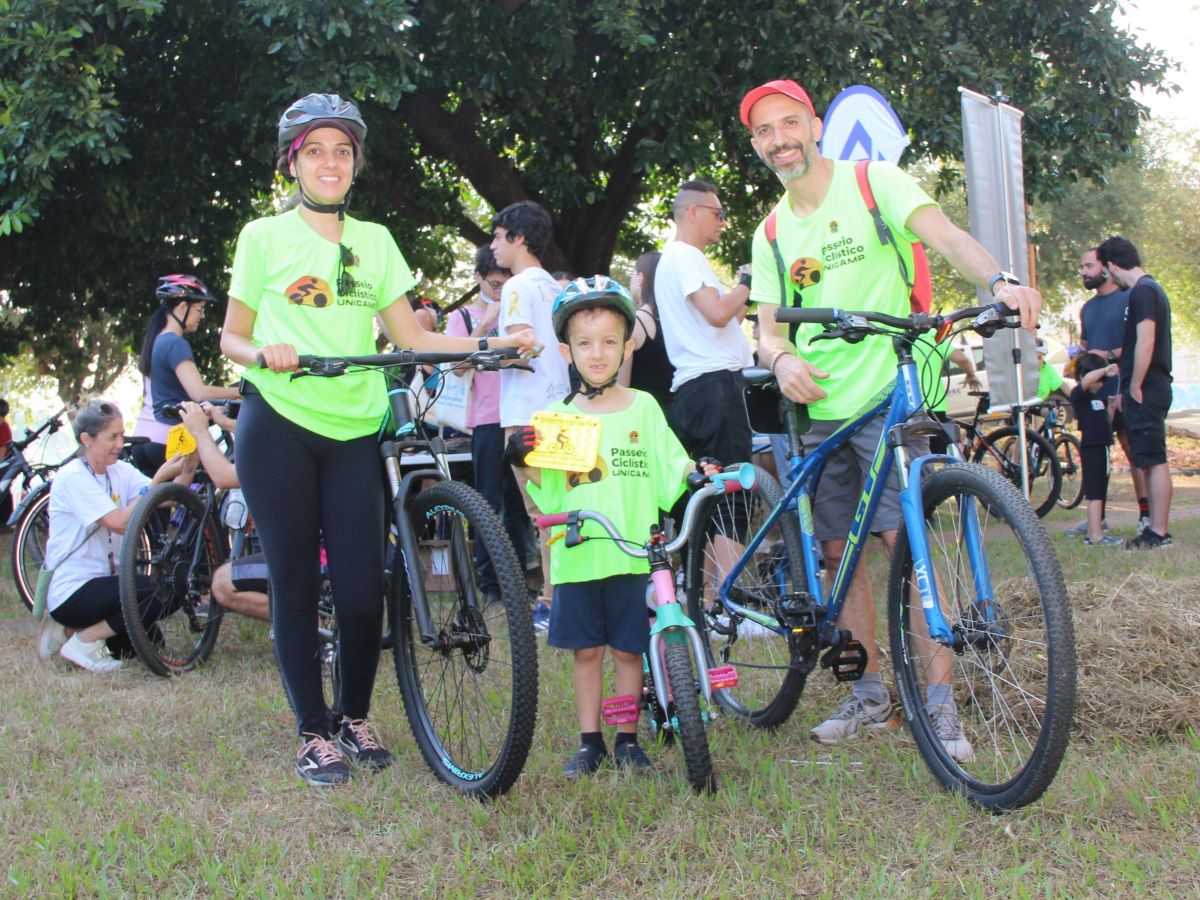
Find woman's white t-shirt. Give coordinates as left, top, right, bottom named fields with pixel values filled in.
left=46, top=458, right=150, bottom=611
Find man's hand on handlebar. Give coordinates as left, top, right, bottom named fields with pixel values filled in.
left=991, top=284, right=1042, bottom=332
left=772, top=352, right=829, bottom=404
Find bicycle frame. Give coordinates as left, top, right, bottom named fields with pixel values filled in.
left=718, top=333, right=990, bottom=652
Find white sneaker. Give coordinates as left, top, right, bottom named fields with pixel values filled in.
left=810, top=694, right=893, bottom=745
left=38, top=618, right=69, bottom=661
left=930, top=705, right=975, bottom=763
left=60, top=634, right=124, bottom=672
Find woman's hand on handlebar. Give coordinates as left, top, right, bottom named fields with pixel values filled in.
left=772, top=352, right=829, bottom=404
left=257, top=343, right=300, bottom=373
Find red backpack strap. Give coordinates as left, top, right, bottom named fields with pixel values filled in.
left=764, top=207, right=790, bottom=308
left=855, top=159, right=914, bottom=293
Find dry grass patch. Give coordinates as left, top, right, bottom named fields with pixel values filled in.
left=1069, top=574, right=1200, bottom=738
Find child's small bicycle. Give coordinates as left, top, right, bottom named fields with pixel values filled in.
left=535, top=464, right=756, bottom=794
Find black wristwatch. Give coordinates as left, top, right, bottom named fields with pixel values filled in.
left=988, top=271, right=1021, bottom=294
left=738, top=271, right=752, bottom=289
left=478, top=338, right=489, bottom=351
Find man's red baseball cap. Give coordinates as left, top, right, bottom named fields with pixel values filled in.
left=739, top=79, right=816, bottom=127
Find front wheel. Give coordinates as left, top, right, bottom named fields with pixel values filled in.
left=394, top=480, right=537, bottom=798
left=972, top=426, right=1061, bottom=517
left=685, top=465, right=808, bottom=729
left=1053, top=433, right=1084, bottom=510
left=10, top=486, right=51, bottom=612
left=663, top=638, right=717, bottom=794
left=888, top=463, right=1075, bottom=811
left=118, top=483, right=224, bottom=676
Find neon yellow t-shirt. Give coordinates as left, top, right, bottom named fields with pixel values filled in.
left=750, top=161, right=936, bottom=420
left=229, top=209, right=417, bottom=439
left=526, top=392, right=691, bottom=585
left=1037, top=363, right=1063, bottom=400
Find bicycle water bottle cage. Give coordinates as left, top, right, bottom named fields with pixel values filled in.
left=820, top=630, right=868, bottom=682
left=602, top=694, right=640, bottom=726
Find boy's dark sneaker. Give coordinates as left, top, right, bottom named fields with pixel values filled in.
left=562, top=742, right=608, bottom=777
left=614, top=742, right=653, bottom=771
left=337, top=718, right=394, bottom=771
left=296, top=734, right=351, bottom=787
left=1125, top=529, right=1173, bottom=551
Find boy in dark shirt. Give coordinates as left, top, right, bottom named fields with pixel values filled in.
left=1070, top=354, right=1121, bottom=546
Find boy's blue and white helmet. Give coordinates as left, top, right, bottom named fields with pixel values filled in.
left=551, top=276, right=637, bottom=343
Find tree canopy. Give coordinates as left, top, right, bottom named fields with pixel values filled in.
left=0, top=0, right=1174, bottom=396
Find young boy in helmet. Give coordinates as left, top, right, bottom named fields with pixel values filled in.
left=506, top=276, right=717, bottom=776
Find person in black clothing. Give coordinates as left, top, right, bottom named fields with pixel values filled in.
left=619, top=251, right=676, bottom=416
left=1070, top=354, right=1121, bottom=546
left=1097, top=235, right=1174, bottom=549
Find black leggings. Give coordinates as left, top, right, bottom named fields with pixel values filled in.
left=51, top=574, right=161, bottom=658
left=235, top=393, right=385, bottom=737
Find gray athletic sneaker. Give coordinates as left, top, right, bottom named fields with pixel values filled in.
left=810, top=694, right=893, bottom=745
left=1065, top=519, right=1106, bottom=537
left=38, top=618, right=68, bottom=661
left=930, top=705, right=975, bottom=763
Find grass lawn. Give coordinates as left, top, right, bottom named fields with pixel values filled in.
left=2, top=476, right=1198, bottom=896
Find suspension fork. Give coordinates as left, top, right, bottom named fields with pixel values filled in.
left=644, top=539, right=714, bottom=712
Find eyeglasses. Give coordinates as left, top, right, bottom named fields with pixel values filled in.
left=693, top=204, right=727, bottom=222
left=338, top=243, right=357, bottom=295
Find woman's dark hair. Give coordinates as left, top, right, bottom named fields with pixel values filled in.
left=492, top=201, right=553, bottom=260
left=633, top=251, right=661, bottom=316
left=138, top=306, right=172, bottom=376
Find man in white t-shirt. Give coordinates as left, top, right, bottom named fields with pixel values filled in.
left=655, top=179, right=754, bottom=465
left=492, top=200, right=571, bottom=628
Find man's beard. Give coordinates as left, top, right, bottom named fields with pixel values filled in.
left=1081, top=272, right=1108, bottom=290
left=767, top=142, right=813, bottom=182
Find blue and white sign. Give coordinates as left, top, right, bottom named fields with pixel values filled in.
left=819, top=85, right=910, bottom=164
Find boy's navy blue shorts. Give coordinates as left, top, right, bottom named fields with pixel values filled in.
left=548, top=574, right=650, bottom=654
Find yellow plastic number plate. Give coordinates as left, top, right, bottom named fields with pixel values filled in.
left=165, top=424, right=197, bottom=459
left=526, top=411, right=602, bottom=472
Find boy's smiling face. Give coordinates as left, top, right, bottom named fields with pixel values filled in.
left=560, top=307, right=634, bottom=389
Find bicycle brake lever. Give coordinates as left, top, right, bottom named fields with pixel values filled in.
left=809, top=327, right=865, bottom=345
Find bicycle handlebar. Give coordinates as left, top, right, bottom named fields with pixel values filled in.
left=12, top=407, right=67, bottom=451
left=269, top=347, right=526, bottom=377
left=774, top=301, right=1017, bottom=334
left=533, top=464, right=756, bottom=558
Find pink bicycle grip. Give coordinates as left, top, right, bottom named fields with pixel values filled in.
left=535, top=513, right=569, bottom=528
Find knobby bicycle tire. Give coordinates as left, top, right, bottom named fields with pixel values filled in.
left=394, top=480, right=538, bottom=798
left=972, top=426, right=1062, bottom=518
left=684, top=465, right=808, bottom=729
left=888, top=463, right=1075, bottom=811
left=663, top=638, right=717, bottom=794
left=118, top=483, right=224, bottom=676
left=10, top=486, right=51, bottom=611
left=1053, top=433, right=1084, bottom=511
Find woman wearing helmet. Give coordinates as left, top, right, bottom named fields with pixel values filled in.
left=220, top=92, right=539, bottom=787
left=506, top=276, right=700, bottom=775
left=130, top=275, right=241, bottom=476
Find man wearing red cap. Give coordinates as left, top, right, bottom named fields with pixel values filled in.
left=741, top=78, right=1042, bottom=760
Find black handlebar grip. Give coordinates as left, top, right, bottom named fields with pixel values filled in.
left=774, top=307, right=838, bottom=325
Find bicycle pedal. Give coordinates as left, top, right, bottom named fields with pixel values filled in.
left=820, top=639, right=868, bottom=682
left=707, top=665, right=738, bottom=690
left=775, top=592, right=819, bottom=631
left=601, top=694, right=640, bottom=725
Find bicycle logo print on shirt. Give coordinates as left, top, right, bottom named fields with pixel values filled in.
left=287, top=275, right=378, bottom=309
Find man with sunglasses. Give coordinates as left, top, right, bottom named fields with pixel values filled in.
left=654, top=179, right=754, bottom=466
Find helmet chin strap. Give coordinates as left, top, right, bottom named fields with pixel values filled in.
left=562, top=356, right=622, bottom=405
left=298, top=186, right=353, bottom=220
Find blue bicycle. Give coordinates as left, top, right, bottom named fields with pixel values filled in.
left=686, top=302, right=1076, bottom=810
